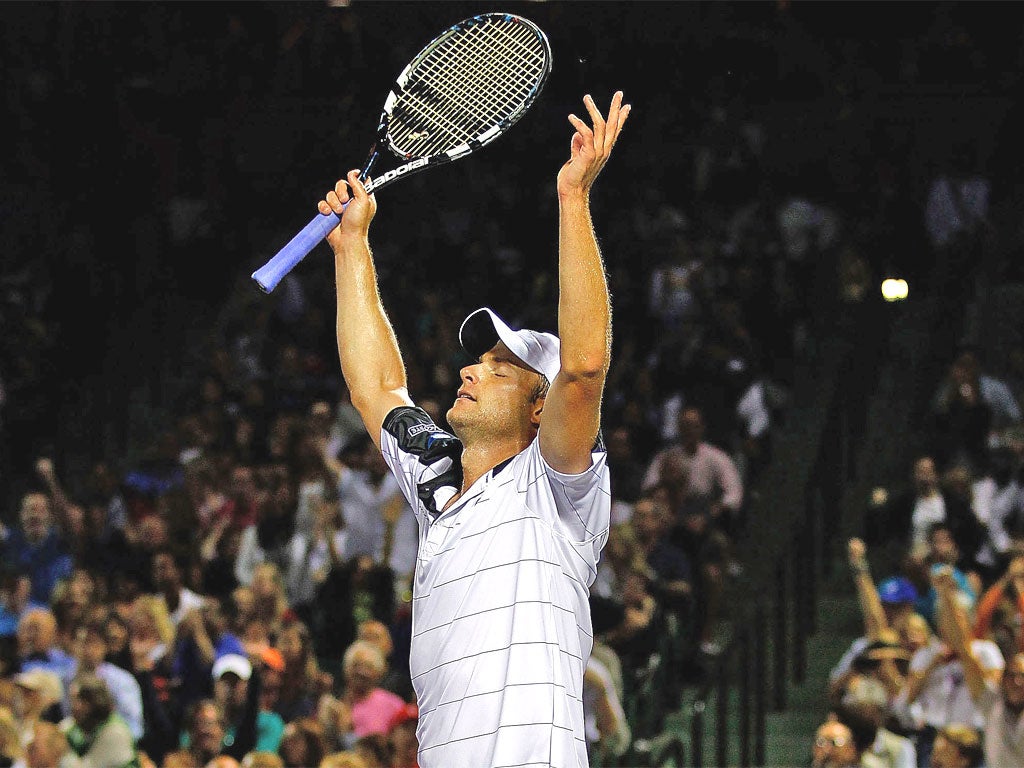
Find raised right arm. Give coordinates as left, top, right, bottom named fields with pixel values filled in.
left=322, top=170, right=413, bottom=451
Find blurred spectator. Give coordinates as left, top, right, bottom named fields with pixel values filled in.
left=210, top=653, right=282, bottom=758
left=16, top=608, right=75, bottom=680
left=385, top=704, right=418, bottom=768
left=973, top=553, right=1024, bottom=660
left=318, top=640, right=404, bottom=751
left=929, top=725, right=983, bottom=768
left=162, top=698, right=230, bottom=768
left=60, top=673, right=138, bottom=768
left=64, top=619, right=144, bottom=742
left=278, top=717, right=327, bottom=768
left=12, top=668, right=63, bottom=746
left=151, top=549, right=205, bottom=632
left=273, top=621, right=326, bottom=723
left=867, top=455, right=982, bottom=563
left=811, top=718, right=871, bottom=768
left=1, top=492, right=73, bottom=606
left=354, top=621, right=410, bottom=703
left=24, top=719, right=80, bottom=768
left=583, top=653, right=631, bottom=764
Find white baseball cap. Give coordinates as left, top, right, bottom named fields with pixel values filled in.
left=212, top=653, right=252, bottom=681
left=459, top=308, right=561, bottom=384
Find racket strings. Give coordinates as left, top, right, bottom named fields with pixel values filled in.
left=389, top=18, right=548, bottom=157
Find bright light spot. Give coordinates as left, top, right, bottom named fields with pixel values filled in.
left=881, top=278, right=909, bottom=302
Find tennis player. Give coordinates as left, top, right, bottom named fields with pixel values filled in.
left=321, top=91, right=630, bottom=768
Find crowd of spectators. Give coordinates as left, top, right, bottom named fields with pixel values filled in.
left=2, top=2, right=1024, bottom=767
left=811, top=159, right=1024, bottom=767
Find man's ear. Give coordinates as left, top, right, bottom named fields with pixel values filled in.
left=530, top=397, right=545, bottom=428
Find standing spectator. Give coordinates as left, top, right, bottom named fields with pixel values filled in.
left=974, top=554, right=1024, bottom=659
left=210, top=653, right=283, bottom=758
left=933, top=564, right=1024, bottom=765
left=1, top=491, right=73, bottom=605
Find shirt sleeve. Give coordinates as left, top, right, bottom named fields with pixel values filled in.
left=516, top=438, right=611, bottom=543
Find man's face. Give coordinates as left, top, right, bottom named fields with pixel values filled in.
left=20, top=493, right=51, bottom=541
left=679, top=409, right=704, bottom=447
left=447, top=342, right=543, bottom=443
left=811, top=722, right=857, bottom=768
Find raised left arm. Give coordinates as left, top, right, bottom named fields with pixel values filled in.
left=540, top=92, right=630, bottom=473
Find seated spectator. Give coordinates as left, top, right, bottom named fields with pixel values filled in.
left=834, top=697, right=916, bottom=768
left=151, top=548, right=205, bottom=631
left=933, top=347, right=1022, bottom=446
left=60, top=673, right=138, bottom=768
left=642, top=406, right=744, bottom=536
left=318, top=752, right=370, bottom=768
left=905, top=523, right=979, bottom=631
left=0, top=569, right=43, bottom=642
left=0, top=706, right=22, bottom=768
left=632, top=492, right=694, bottom=613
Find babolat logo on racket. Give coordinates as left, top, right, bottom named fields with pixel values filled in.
left=364, top=158, right=430, bottom=192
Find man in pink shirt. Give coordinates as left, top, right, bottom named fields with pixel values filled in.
left=642, top=406, right=744, bottom=530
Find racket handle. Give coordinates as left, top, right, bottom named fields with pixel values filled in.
left=251, top=205, right=348, bottom=293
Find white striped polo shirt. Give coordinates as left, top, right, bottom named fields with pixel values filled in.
left=380, top=406, right=611, bottom=768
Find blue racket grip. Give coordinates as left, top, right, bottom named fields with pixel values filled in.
left=251, top=203, right=349, bottom=293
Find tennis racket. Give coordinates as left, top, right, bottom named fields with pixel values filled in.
left=252, top=11, right=552, bottom=293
